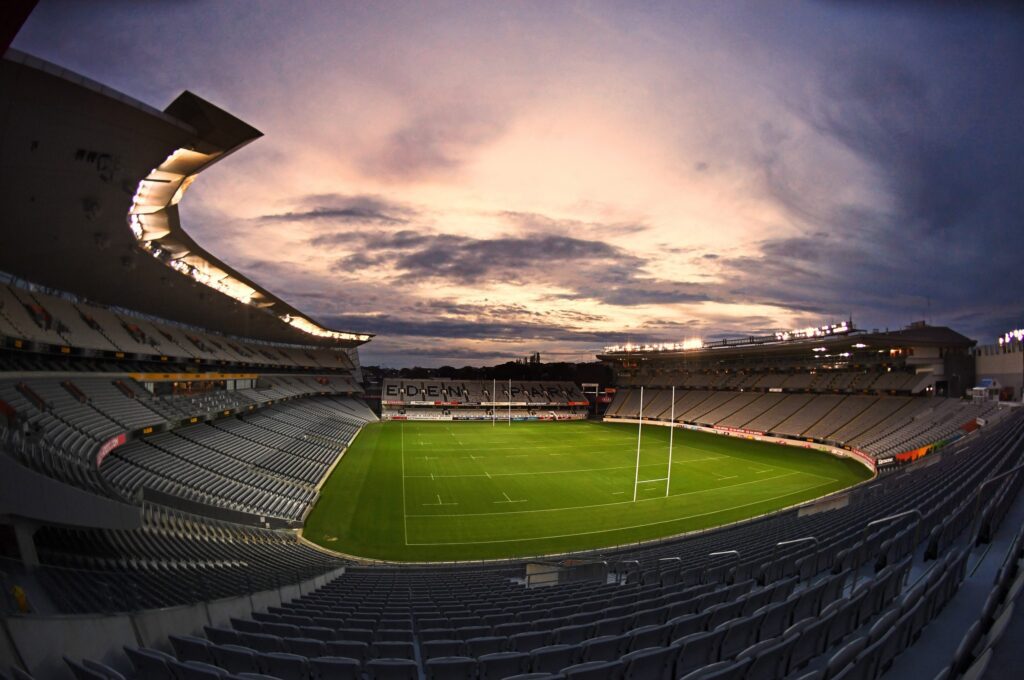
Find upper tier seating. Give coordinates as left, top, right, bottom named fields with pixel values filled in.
left=0, top=284, right=360, bottom=371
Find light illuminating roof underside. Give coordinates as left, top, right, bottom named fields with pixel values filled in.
left=0, top=48, right=371, bottom=348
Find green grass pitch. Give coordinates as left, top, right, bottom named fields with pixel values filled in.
left=303, top=420, right=872, bottom=562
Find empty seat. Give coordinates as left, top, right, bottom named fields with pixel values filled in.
left=258, top=652, right=308, bottom=680
left=167, top=660, right=228, bottom=680
left=365, top=658, right=419, bottom=680
left=310, top=657, right=361, bottom=680
left=620, top=646, right=673, bottom=680
left=478, top=651, right=530, bottom=680
left=424, top=656, right=477, bottom=680
left=371, top=642, right=415, bottom=660
left=123, top=647, right=175, bottom=680
left=211, top=645, right=259, bottom=675
left=422, top=639, right=464, bottom=660
left=169, top=635, right=214, bottom=664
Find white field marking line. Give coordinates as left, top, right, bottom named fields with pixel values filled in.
left=485, top=471, right=492, bottom=479
left=756, top=469, right=773, bottom=474
left=493, top=491, right=527, bottom=504
left=422, top=493, right=459, bottom=507
left=612, top=491, right=625, bottom=495
left=406, top=478, right=839, bottom=545
left=685, top=441, right=838, bottom=482
left=403, top=458, right=722, bottom=479
left=406, top=470, right=800, bottom=517
left=400, top=423, right=407, bottom=546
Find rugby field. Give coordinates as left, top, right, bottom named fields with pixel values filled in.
left=303, top=420, right=872, bottom=561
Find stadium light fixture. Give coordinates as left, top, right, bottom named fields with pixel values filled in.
left=127, top=149, right=371, bottom=344
left=999, top=329, right=1024, bottom=345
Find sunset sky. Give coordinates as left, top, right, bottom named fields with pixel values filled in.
left=14, top=1, right=1024, bottom=366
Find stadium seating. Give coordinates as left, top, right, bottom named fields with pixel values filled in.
left=604, top=385, right=1008, bottom=460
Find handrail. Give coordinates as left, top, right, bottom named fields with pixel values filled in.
left=852, top=509, right=922, bottom=591
left=971, top=461, right=1024, bottom=543
left=771, top=536, right=819, bottom=564
left=709, top=550, right=741, bottom=558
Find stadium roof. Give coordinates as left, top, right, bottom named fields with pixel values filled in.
left=596, top=322, right=975, bottom=363
left=0, top=49, right=372, bottom=348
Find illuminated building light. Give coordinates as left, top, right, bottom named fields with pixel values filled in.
left=999, top=328, right=1024, bottom=345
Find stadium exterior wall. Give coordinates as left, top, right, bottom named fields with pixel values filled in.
left=0, top=568, right=347, bottom=680
left=603, top=417, right=880, bottom=473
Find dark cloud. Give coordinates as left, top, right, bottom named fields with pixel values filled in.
left=260, top=193, right=415, bottom=226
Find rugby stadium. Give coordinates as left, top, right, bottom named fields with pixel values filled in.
left=2, top=4, right=1024, bottom=680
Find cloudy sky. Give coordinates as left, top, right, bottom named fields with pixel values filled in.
left=14, top=1, right=1024, bottom=366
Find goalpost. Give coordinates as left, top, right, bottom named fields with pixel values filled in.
left=631, top=384, right=677, bottom=502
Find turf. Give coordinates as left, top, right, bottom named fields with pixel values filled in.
left=303, top=420, right=872, bottom=562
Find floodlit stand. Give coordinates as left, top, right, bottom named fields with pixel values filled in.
left=508, top=378, right=512, bottom=426
left=492, top=379, right=496, bottom=427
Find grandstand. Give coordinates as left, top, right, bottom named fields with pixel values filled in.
left=1, top=19, right=1024, bottom=680
left=380, top=380, right=589, bottom=421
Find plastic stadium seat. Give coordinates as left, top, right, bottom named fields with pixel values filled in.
left=678, top=656, right=751, bottom=680
left=788, top=611, right=836, bottom=671
left=82, top=660, right=126, bottom=680
left=284, top=637, right=326, bottom=657
left=580, top=635, right=626, bottom=662
left=377, top=629, right=415, bottom=643
left=231, top=618, right=264, bottom=634
left=478, top=651, right=530, bottom=680
left=258, top=652, right=308, bottom=680
left=240, top=633, right=285, bottom=654
left=825, top=637, right=867, bottom=680
left=170, top=635, right=215, bottom=664
left=424, top=656, right=477, bottom=680
left=204, top=627, right=242, bottom=647
left=63, top=659, right=106, bottom=680
left=371, top=641, right=415, bottom=660
left=668, top=612, right=710, bottom=642
left=325, top=641, right=368, bottom=663
left=338, top=628, right=374, bottom=644
left=737, top=636, right=795, bottom=680
left=560, top=659, right=623, bottom=679
left=211, top=646, right=259, bottom=675
left=550, top=624, right=590, bottom=646
left=422, top=639, right=465, bottom=660
left=309, top=657, right=361, bottom=680
left=620, top=646, right=672, bottom=680
left=504, top=675, right=563, bottom=680
left=365, top=658, right=419, bottom=680
left=466, top=636, right=506, bottom=657
left=509, top=631, right=551, bottom=653
left=531, top=644, right=578, bottom=673
left=168, top=660, right=229, bottom=680
left=124, top=647, right=176, bottom=680
left=672, top=629, right=725, bottom=679
left=627, top=624, right=669, bottom=651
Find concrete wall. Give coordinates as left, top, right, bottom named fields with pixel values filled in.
left=0, top=454, right=141, bottom=530
left=0, top=567, right=345, bottom=680
left=976, top=343, right=1024, bottom=399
